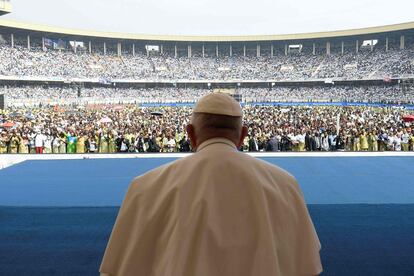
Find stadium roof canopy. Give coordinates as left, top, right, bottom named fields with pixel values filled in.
left=0, top=19, right=413, bottom=43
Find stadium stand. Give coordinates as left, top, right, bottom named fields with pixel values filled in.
left=2, top=85, right=413, bottom=106
left=0, top=20, right=413, bottom=153
left=0, top=44, right=412, bottom=80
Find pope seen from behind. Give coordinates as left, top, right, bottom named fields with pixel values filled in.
left=100, top=92, right=322, bottom=276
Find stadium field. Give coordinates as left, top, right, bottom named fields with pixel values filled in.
left=1, top=155, right=414, bottom=275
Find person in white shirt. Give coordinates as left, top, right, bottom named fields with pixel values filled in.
left=52, top=135, right=60, bottom=154
left=321, top=133, right=330, bottom=151
left=100, top=93, right=322, bottom=276
left=387, top=135, right=395, bottom=151
left=43, top=135, right=53, bottom=154
left=401, top=130, right=410, bottom=151
left=166, top=136, right=176, bottom=152
left=393, top=134, right=402, bottom=151
left=34, top=131, right=46, bottom=154
left=297, top=132, right=306, bottom=151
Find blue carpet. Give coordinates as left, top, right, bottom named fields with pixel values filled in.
left=1, top=205, right=414, bottom=276
left=1, top=157, right=414, bottom=206
left=1, top=157, right=414, bottom=275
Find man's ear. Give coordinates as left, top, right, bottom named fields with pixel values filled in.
left=237, top=125, right=248, bottom=148
left=186, top=124, right=197, bottom=150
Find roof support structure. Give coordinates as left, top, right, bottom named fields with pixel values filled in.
left=117, top=42, right=122, bottom=56
left=400, top=35, right=405, bottom=50
left=0, top=19, right=413, bottom=43
left=5, top=36, right=410, bottom=61
left=326, top=41, right=331, bottom=55
left=385, top=37, right=389, bottom=52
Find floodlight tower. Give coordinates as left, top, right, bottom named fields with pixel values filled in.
left=0, top=0, right=12, bottom=16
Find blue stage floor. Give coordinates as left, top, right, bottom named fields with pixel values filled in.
left=1, top=157, right=414, bottom=206
left=1, top=156, right=414, bottom=275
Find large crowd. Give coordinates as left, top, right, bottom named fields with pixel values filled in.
left=0, top=43, right=413, bottom=81
left=1, top=105, right=413, bottom=154
left=4, top=87, right=208, bottom=105
left=1, top=39, right=413, bottom=154
left=4, top=85, right=414, bottom=107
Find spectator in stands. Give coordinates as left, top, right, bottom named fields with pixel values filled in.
left=5, top=85, right=414, bottom=107
left=0, top=44, right=412, bottom=81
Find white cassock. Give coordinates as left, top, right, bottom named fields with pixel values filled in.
left=100, top=138, right=322, bottom=276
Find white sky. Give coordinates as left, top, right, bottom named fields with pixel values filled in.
left=3, top=0, right=414, bottom=35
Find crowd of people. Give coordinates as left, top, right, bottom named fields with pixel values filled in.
left=239, top=86, right=414, bottom=104
left=4, top=86, right=208, bottom=105
left=315, top=48, right=414, bottom=79
left=4, top=84, right=414, bottom=107
left=1, top=104, right=413, bottom=154
left=0, top=43, right=413, bottom=81
left=1, top=39, right=413, bottom=154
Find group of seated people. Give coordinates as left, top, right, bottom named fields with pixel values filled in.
left=4, top=84, right=414, bottom=106
left=0, top=43, right=412, bottom=81
left=1, top=105, right=413, bottom=154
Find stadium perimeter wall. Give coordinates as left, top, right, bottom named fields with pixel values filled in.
left=1, top=152, right=414, bottom=170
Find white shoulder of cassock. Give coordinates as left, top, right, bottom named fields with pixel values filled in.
left=100, top=143, right=322, bottom=276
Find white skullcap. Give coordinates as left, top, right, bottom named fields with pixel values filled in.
left=193, top=93, right=243, bottom=117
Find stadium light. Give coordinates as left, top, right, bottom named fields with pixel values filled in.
left=0, top=0, right=12, bottom=16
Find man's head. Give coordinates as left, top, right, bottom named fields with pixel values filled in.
left=186, top=93, right=248, bottom=150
